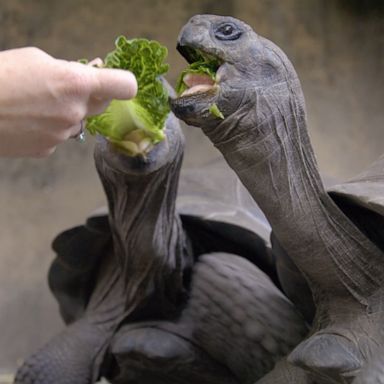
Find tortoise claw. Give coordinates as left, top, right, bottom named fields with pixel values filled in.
left=288, top=333, right=362, bottom=380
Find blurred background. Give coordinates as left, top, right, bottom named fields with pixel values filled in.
left=0, top=0, right=383, bottom=377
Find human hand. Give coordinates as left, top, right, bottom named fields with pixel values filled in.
left=0, top=47, right=137, bottom=157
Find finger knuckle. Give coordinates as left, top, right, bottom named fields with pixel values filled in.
left=55, top=104, right=86, bottom=127
left=49, top=130, right=70, bottom=143
left=66, top=105, right=86, bottom=125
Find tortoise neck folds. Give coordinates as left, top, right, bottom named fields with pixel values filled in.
left=94, top=132, right=191, bottom=320
left=216, top=87, right=384, bottom=305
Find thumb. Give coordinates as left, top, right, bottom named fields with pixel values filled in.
left=90, top=67, right=138, bottom=100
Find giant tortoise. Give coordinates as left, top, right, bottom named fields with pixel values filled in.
left=14, top=110, right=308, bottom=383
left=170, top=14, right=384, bottom=383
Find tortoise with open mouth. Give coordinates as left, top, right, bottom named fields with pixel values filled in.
left=170, top=14, right=384, bottom=384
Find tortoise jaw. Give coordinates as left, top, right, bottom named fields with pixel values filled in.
left=176, top=43, right=224, bottom=98
left=94, top=114, right=184, bottom=176
left=171, top=44, right=225, bottom=126
left=177, top=44, right=223, bottom=66
left=169, top=87, right=219, bottom=128
left=177, top=44, right=200, bottom=63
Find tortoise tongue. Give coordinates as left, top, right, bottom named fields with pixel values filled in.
left=183, top=73, right=215, bottom=87
left=181, top=73, right=215, bottom=96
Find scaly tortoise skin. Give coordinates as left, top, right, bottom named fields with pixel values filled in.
left=171, top=14, right=384, bottom=384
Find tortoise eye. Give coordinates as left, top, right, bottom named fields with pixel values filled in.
left=215, top=23, right=242, bottom=41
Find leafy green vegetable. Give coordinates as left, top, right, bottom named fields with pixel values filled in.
left=86, top=36, right=170, bottom=156
left=209, top=103, right=224, bottom=120
left=176, top=59, right=218, bottom=95
left=176, top=56, right=224, bottom=119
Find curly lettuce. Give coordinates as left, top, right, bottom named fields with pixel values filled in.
left=176, top=57, right=224, bottom=119
left=86, top=37, right=170, bottom=156
left=176, top=59, right=218, bottom=95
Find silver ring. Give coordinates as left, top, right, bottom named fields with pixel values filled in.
left=73, top=120, right=86, bottom=143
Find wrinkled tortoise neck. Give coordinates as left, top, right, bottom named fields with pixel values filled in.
left=220, top=84, right=384, bottom=305
left=94, top=136, right=191, bottom=320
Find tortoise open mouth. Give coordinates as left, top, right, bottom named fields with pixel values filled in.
left=175, top=44, right=224, bottom=98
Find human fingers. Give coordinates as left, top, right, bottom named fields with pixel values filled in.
left=68, top=122, right=83, bottom=138
left=86, top=98, right=112, bottom=116
left=88, top=58, right=103, bottom=67
left=89, top=67, right=137, bottom=100
left=66, top=99, right=111, bottom=140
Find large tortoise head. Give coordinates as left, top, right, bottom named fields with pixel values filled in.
left=170, top=14, right=304, bottom=137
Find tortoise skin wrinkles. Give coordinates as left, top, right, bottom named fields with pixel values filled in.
left=171, top=14, right=384, bottom=384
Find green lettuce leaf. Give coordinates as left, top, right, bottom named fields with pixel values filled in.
left=176, top=59, right=218, bottom=95
left=176, top=57, right=224, bottom=119
left=209, top=103, right=224, bottom=120
left=86, top=36, right=170, bottom=156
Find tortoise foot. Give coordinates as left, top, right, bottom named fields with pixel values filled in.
left=287, top=301, right=384, bottom=382
left=14, top=348, right=92, bottom=384
left=14, top=320, right=107, bottom=384
left=288, top=332, right=363, bottom=382
left=14, top=353, right=92, bottom=384
left=108, top=324, right=238, bottom=384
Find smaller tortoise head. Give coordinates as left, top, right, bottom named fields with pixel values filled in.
left=170, top=15, right=306, bottom=144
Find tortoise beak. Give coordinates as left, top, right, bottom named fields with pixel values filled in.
left=176, top=43, right=200, bottom=64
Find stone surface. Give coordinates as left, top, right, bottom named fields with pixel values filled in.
left=0, top=0, right=383, bottom=374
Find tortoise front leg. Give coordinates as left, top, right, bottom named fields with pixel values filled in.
left=105, top=253, right=308, bottom=384
left=108, top=325, right=239, bottom=384
left=14, top=319, right=109, bottom=384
